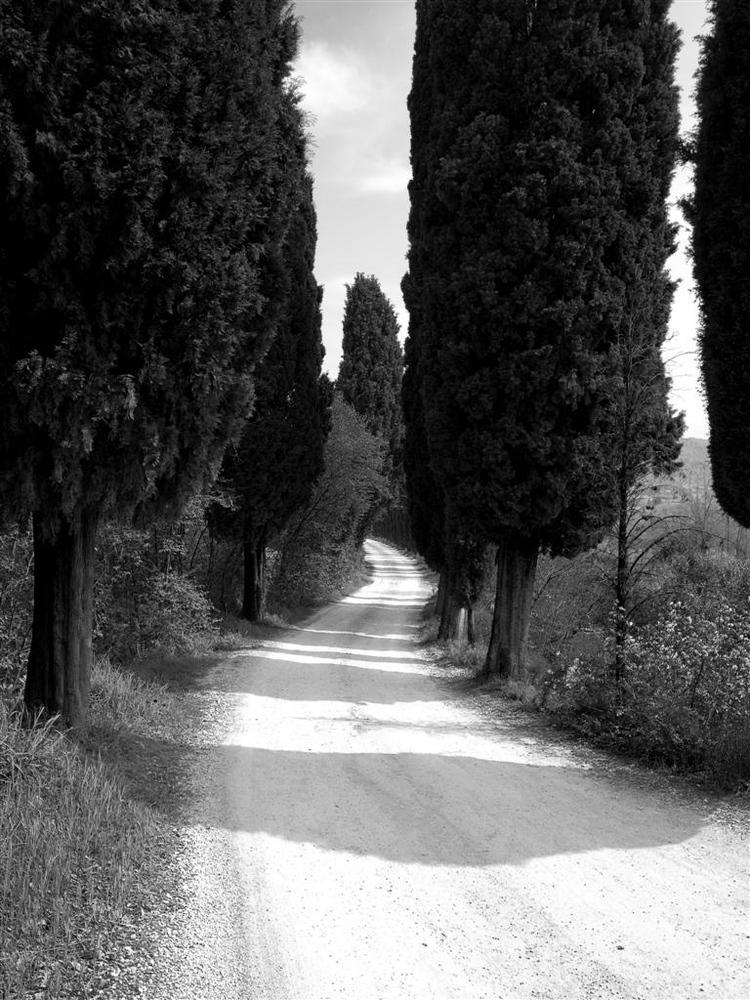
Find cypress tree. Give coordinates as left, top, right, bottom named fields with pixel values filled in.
left=337, top=273, right=404, bottom=454
left=403, top=270, right=487, bottom=642
left=692, top=0, right=750, bottom=525
left=0, top=0, right=304, bottom=726
left=406, top=0, right=680, bottom=678
left=216, top=176, right=331, bottom=622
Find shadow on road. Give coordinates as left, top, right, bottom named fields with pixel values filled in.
left=203, top=744, right=705, bottom=867
left=208, top=657, right=438, bottom=702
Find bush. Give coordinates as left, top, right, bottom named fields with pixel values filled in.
left=269, top=540, right=367, bottom=608
left=547, top=597, right=750, bottom=787
left=0, top=527, right=33, bottom=698
left=95, top=523, right=220, bottom=661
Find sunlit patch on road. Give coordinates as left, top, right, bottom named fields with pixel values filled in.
left=260, top=640, right=423, bottom=661
left=338, top=594, right=427, bottom=608
left=294, top=626, right=422, bottom=639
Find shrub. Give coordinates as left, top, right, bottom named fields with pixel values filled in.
left=547, top=597, right=750, bottom=787
left=269, top=540, right=367, bottom=609
left=95, top=522, right=220, bottom=661
left=0, top=527, right=33, bottom=698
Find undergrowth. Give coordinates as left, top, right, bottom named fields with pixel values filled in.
left=542, top=597, right=750, bottom=789
left=0, top=661, right=185, bottom=999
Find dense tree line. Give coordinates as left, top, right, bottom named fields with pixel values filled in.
left=404, top=0, right=682, bottom=677
left=0, top=0, right=309, bottom=726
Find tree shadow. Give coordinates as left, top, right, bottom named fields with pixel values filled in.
left=202, top=744, right=705, bottom=867
left=205, top=656, right=441, bottom=703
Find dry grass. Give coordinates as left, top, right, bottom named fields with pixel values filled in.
left=0, top=660, right=188, bottom=999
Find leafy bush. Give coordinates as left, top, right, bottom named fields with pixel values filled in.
left=547, top=597, right=750, bottom=787
left=95, top=523, right=220, bottom=661
left=270, top=540, right=367, bottom=609
left=97, top=566, right=220, bottom=661
left=0, top=527, right=33, bottom=698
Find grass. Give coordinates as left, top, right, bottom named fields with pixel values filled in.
left=0, top=659, right=191, bottom=1000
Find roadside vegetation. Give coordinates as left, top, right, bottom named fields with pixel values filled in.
left=1, top=662, right=179, bottom=999
left=410, top=443, right=750, bottom=793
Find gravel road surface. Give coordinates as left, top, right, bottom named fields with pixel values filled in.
left=154, top=539, right=749, bottom=1000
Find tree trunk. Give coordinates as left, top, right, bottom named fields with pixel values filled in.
left=437, top=588, right=453, bottom=639
left=24, top=509, right=97, bottom=731
left=482, top=529, right=539, bottom=680
left=242, top=531, right=266, bottom=622
left=438, top=594, right=471, bottom=644
left=614, top=468, right=629, bottom=686
left=435, top=568, right=448, bottom=619
left=466, top=604, right=475, bottom=647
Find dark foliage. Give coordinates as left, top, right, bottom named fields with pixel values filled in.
left=0, top=0, right=304, bottom=724
left=691, top=0, right=750, bottom=525
left=337, top=273, right=404, bottom=455
left=406, top=0, right=680, bottom=676
left=213, top=176, right=331, bottom=620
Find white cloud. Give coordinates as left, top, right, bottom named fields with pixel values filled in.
left=294, top=41, right=373, bottom=120
left=358, top=160, right=411, bottom=195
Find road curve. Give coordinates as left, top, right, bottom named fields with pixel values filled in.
left=162, top=539, right=749, bottom=1000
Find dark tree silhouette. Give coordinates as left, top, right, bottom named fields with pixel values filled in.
left=215, top=177, right=331, bottom=622
left=405, top=0, right=681, bottom=678
left=691, top=0, right=750, bottom=525
left=0, top=0, right=304, bottom=726
left=337, top=273, right=403, bottom=455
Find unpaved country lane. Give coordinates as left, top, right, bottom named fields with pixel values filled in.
left=164, top=539, right=749, bottom=1000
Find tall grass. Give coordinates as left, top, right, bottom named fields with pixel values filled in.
left=0, top=662, right=174, bottom=999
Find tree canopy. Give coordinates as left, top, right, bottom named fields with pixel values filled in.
left=405, top=0, right=681, bottom=675
left=691, top=0, right=750, bottom=525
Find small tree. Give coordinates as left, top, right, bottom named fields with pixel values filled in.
left=606, top=291, right=684, bottom=679
left=337, top=273, right=404, bottom=457
left=691, top=0, right=750, bottom=525
left=0, top=1, right=304, bottom=726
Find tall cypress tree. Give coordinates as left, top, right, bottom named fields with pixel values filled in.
left=692, top=0, right=750, bottom=525
left=406, top=0, right=680, bottom=678
left=216, top=176, right=331, bottom=622
left=0, top=0, right=304, bottom=726
left=337, top=273, right=404, bottom=454
left=402, top=272, right=487, bottom=643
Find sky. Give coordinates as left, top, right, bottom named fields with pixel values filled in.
left=294, top=0, right=712, bottom=438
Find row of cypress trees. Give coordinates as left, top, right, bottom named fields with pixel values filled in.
left=403, top=0, right=684, bottom=677
left=0, top=1, right=328, bottom=727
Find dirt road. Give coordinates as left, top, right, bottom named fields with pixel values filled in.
left=164, top=539, right=749, bottom=1000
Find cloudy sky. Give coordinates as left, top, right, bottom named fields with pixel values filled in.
left=294, top=0, right=712, bottom=438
